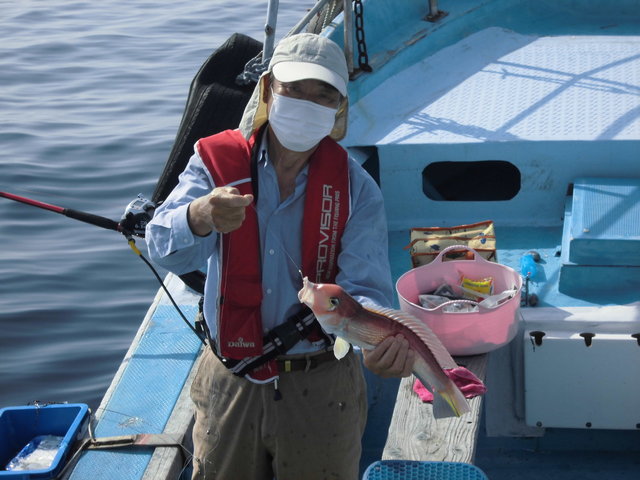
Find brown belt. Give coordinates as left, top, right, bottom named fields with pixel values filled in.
left=276, top=349, right=339, bottom=373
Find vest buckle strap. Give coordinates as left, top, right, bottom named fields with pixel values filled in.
left=205, top=305, right=333, bottom=378
left=267, top=310, right=315, bottom=355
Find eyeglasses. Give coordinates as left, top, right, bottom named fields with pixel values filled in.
left=271, top=79, right=342, bottom=109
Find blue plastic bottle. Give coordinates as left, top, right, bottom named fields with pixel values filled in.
left=520, top=253, right=537, bottom=279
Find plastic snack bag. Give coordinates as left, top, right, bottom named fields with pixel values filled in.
left=460, top=275, right=493, bottom=300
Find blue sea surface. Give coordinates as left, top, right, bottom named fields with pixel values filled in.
left=0, top=0, right=314, bottom=409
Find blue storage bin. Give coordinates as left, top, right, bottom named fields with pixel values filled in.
left=362, top=460, right=489, bottom=480
left=0, top=403, right=89, bottom=479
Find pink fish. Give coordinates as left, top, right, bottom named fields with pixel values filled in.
left=298, top=277, right=472, bottom=417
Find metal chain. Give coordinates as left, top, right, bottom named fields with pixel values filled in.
left=353, top=0, right=371, bottom=72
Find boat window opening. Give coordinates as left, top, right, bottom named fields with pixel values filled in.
left=422, top=161, right=520, bottom=201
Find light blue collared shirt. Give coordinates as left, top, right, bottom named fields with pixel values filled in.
left=146, top=133, right=393, bottom=354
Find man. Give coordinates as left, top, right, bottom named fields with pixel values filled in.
left=146, top=33, right=413, bottom=480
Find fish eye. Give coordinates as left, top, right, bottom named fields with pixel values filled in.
left=329, top=297, right=340, bottom=310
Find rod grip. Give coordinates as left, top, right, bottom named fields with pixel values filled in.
left=65, top=208, right=120, bottom=232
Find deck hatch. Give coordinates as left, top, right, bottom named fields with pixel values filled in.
left=568, top=177, right=640, bottom=266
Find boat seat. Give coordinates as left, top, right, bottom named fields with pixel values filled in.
left=559, top=177, right=640, bottom=294
left=381, top=354, right=487, bottom=468
left=362, top=460, right=489, bottom=480
left=567, top=177, right=640, bottom=265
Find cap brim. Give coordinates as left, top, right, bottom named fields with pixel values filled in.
left=272, top=61, right=347, bottom=96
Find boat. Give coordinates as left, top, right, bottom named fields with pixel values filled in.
left=2, top=0, right=639, bottom=478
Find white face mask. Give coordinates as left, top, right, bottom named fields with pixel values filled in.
left=268, top=91, right=338, bottom=152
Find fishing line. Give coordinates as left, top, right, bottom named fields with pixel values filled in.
left=249, top=200, right=304, bottom=279
left=126, top=237, right=206, bottom=345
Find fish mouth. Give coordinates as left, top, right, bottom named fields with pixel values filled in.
left=297, top=277, right=315, bottom=307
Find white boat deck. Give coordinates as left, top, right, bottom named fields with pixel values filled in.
left=346, top=29, right=640, bottom=145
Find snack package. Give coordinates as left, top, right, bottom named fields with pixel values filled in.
left=460, top=275, right=493, bottom=300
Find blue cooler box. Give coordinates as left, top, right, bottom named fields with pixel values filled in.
left=0, top=403, right=89, bottom=479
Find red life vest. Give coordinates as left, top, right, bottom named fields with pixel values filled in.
left=196, top=129, right=350, bottom=380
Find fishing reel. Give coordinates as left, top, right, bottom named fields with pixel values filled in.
left=119, top=194, right=156, bottom=238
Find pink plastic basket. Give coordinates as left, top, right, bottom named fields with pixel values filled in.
left=396, top=245, right=522, bottom=355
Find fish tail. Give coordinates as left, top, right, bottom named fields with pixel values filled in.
left=436, top=381, right=471, bottom=418
left=414, top=360, right=471, bottom=418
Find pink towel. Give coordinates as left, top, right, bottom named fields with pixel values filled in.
left=413, top=367, right=487, bottom=402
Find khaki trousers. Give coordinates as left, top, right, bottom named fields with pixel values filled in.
left=190, top=347, right=367, bottom=480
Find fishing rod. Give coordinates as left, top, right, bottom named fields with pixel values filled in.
left=0, top=190, right=206, bottom=345
left=0, top=190, right=123, bottom=233
left=0, top=191, right=155, bottom=237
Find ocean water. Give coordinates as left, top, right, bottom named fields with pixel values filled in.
left=0, top=0, right=315, bottom=409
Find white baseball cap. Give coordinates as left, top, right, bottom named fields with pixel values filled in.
left=269, top=33, right=349, bottom=96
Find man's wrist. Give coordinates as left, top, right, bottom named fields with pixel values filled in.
left=187, top=200, right=213, bottom=237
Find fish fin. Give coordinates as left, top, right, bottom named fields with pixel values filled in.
left=434, top=380, right=471, bottom=418
left=333, top=337, right=351, bottom=360
left=366, top=306, right=458, bottom=370
left=432, top=394, right=454, bottom=419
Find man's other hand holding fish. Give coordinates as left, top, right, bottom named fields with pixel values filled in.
left=362, top=334, right=416, bottom=379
